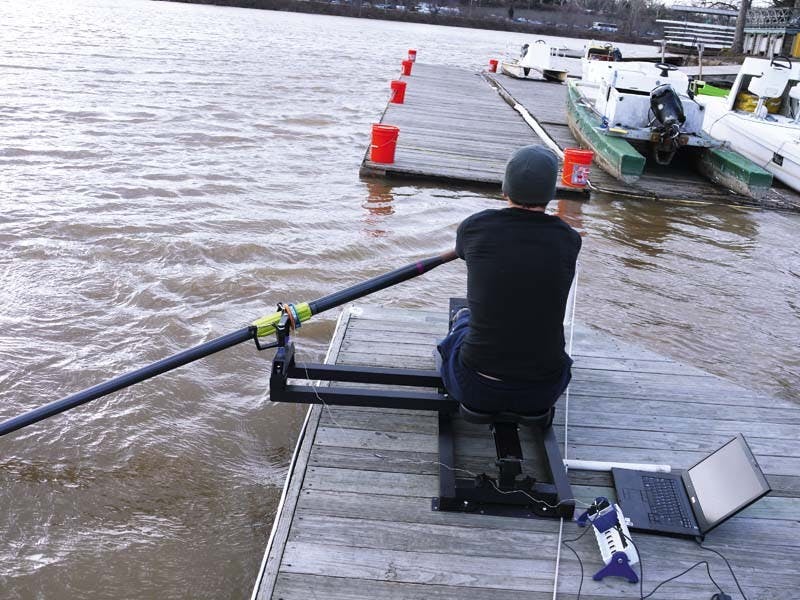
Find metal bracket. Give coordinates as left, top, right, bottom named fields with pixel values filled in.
left=268, top=337, right=454, bottom=411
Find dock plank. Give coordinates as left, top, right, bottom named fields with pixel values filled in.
left=253, top=305, right=800, bottom=600
left=272, top=572, right=549, bottom=600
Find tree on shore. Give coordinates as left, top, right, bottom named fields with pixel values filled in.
left=732, top=0, right=750, bottom=53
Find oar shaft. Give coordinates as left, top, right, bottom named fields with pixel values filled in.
left=0, top=250, right=458, bottom=438
left=0, top=327, right=254, bottom=437
left=309, top=250, right=458, bottom=316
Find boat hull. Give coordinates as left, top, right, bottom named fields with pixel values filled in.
left=565, top=81, right=645, bottom=183
left=500, top=60, right=567, bottom=83
left=695, top=147, right=773, bottom=200
left=567, top=81, right=773, bottom=198
left=702, top=99, right=800, bottom=193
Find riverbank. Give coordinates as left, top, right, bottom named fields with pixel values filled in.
left=164, top=0, right=649, bottom=44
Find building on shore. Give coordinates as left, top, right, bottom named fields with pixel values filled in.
left=657, top=4, right=737, bottom=54
left=744, top=7, right=800, bottom=57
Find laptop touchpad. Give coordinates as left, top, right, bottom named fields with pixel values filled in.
left=621, top=488, right=646, bottom=501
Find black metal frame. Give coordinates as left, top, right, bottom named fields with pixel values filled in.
left=268, top=318, right=454, bottom=411
left=433, top=411, right=574, bottom=518
left=267, top=312, right=574, bottom=520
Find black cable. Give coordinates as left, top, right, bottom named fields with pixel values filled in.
left=565, top=517, right=743, bottom=600
left=632, top=532, right=645, bottom=599
left=643, top=560, right=723, bottom=600
left=696, top=541, right=749, bottom=600
left=621, top=531, right=726, bottom=600
left=560, top=525, right=592, bottom=600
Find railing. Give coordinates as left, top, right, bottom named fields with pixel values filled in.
left=747, top=7, right=800, bottom=29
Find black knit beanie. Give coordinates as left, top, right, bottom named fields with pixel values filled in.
left=501, top=145, right=558, bottom=206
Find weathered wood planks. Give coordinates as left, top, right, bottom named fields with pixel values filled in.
left=254, top=305, right=800, bottom=600
left=359, top=64, right=585, bottom=196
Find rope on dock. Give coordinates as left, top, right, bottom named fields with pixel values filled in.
left=483, top=72, right=604, bottom=196
left=551, top=263, right=580, bottom=600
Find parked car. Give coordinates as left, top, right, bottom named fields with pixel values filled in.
left=591, top=22, right=618, bottom=32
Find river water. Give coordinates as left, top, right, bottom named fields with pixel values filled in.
left=0, top=1, right=797, bottom=598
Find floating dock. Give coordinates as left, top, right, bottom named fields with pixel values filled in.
left=252, top=304, right=799, bottom=600
left=359, top=64, right=587, bottom=195
left=360, top=63, right=800, bottom=211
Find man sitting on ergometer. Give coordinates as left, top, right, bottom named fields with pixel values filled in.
left=438, top=145, right=582, bottom=418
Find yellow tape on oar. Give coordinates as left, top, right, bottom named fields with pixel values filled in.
left=252, top=302, right=312, bottom=337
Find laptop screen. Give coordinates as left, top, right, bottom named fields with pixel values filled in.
left=686, top=435, right=770, bottom=531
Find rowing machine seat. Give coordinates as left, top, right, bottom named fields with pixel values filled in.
left=458, top=404, right=555, bottom=429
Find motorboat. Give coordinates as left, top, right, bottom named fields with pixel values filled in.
left=567, top=55, right=772, bottom=198
left=698, top=55, right=800, bottom=192
left=501, top=40, right=568, bottom=83
left=583, top=41, right=622, bottom=65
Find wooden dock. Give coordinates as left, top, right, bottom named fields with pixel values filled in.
left=359, top=63, right=586, bottom=197
left=252, top=304, right=799, bottom=600
left=361, top=63, right=800, bottom=211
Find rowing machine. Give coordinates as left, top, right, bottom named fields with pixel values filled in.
left=267, top=303, right=574, bottom=520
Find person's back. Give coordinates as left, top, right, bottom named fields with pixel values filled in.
left=457, top=207, right=580, bottom=381
left=438, top=145, right=581, bottom=414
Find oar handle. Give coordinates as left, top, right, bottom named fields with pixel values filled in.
left=251, top=249, right=458, bottom=337
left=1, top=250, right=458, bottom=438
left=309, top=249, right=458, bottom=316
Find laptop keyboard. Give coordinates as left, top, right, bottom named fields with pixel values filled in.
left=643, top=476, right=693, bottom=529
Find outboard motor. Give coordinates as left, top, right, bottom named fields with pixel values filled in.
left=649, top=83, right=686, bottom=165
left=650, top=84, right=685, bottom=131
left=520, top=43, right=530, bottom=76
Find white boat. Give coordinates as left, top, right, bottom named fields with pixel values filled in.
left=501, top=40, right=568, bottom=83
left=566, top=53, right=772, bottom=197
left=699, top=55, right=800, bottom=192
left=577, top=58, right=718, bottom=166
left=583, top=41, right=622, bottom=64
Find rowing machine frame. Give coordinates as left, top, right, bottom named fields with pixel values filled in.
left=266, top=312, right=574, bottom=519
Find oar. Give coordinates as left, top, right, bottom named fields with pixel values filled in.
left=0, top=250, right=458, bottom=438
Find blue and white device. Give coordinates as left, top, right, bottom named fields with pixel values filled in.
left=576, top=496, right=639, bottom=583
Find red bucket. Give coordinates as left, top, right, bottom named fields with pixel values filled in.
left=489, top=59, right=499, bottom=73
left=370, top=124, right=400, bottom=164
left=408, top=49, right=417, bottom=62
left=390, top=80, right=407, bottom=104
left=401, top=59, right=413, bottom=76
left=561, top=148, right=594, bottom=188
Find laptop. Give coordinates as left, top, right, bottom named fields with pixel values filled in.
left=612, top=434, right=771, bottom=537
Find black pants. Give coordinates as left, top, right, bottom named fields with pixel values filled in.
left=437, top=310, right=571, bottom=414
